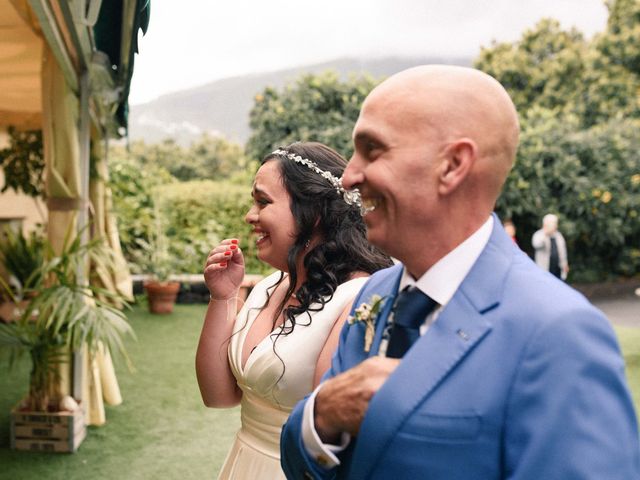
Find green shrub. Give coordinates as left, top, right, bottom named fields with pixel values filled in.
left=472, top=1, right=640, bottom=282
left=497, top=117, right=640, bottom=281
left=151, top=180, right=271, bottom=275
left=109, top=150, right=175, bottom=265
left=109, top=144, right=269, bottom=277
left=0, top=227, right=44, bottom=296
left=0, top=127, right=44, bottom=197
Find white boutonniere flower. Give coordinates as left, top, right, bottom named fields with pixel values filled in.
left=347, top=294, right=386, bottom=352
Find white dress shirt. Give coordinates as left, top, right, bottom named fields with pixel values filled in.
left=301, top=216, right=494, bottom=468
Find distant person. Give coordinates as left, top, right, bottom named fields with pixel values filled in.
left=195, top=142, right=391, bottom=479
left=503, top=219, right=517, bottom=244
left=532, top=213, right=569, bottom=280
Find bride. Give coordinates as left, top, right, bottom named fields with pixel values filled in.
left=196, top=142, right=392, bottom=479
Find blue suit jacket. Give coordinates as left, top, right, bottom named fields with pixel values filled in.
left=281, top=217, right=640, bottom=479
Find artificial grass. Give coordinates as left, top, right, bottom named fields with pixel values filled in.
left=0, top=306, right=638, bottom=480
left=0, top=303, right=240, bottom=480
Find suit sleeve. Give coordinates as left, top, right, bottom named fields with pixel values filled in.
left=504, top=306, right=640, bottom=479
left=280, top=288, right=365, bottom=479
left=280, top=400, right=336, bottom=480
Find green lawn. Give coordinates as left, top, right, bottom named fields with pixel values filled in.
left=617, top=326, right=640, bottom=409
left=0, top=304, right=240, bottom=480
left=0, top=305, right=638, bottom=479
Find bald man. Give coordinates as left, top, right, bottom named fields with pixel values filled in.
left=280, top=66, right=640, bottom=479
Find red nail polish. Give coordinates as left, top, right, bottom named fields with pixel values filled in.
left=224, top=251, right=232, bottom=256
left=220, top=262, right=227, bottom=267
left=230, top=245, right=237, bottom=250
left=231, top=239, right=239, bottom=244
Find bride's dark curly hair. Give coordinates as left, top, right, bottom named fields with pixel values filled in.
left=261, top=142, right=393, bottom=333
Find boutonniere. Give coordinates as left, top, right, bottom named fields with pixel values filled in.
left=347, top=295, right=386, bottom=352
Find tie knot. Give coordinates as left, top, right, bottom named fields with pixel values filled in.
left=393, top=287, right=437, bottom=329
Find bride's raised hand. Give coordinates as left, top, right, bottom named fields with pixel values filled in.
left=203, top=239, right=245, bottom=300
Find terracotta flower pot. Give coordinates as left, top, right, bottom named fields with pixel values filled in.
left=143, top=281, right=180, bottom=314
left=0, top=300, right=26, bottom=322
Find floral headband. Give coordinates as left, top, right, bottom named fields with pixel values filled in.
left=271, top=148, right=372, bottom=215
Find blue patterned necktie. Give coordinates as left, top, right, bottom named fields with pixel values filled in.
left=386, top=287, right=437, bottom=358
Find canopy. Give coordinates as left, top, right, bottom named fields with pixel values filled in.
left=0, top=0, right=149, bottom=132
left=0, top=0, right=150, bottom=425
left=0, top=0, right=42, bottom=129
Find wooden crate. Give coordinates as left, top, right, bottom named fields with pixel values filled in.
left=10, top=406, right=86, bottom=453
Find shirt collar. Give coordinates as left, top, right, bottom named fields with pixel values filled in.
left=399, top=216, right=494, bottom=306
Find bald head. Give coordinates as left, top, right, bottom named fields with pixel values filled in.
left=542, top=213, right=558, bottom=234
left=343, top=65, right=521, bottom=272
left=365, top=65, right=520, bottom=202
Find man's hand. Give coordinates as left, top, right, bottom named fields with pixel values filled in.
left=314, top=357, right=400, bottom=443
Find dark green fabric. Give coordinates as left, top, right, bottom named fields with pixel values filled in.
left=93, top=0, right=151, bottom=132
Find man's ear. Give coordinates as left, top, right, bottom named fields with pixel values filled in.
left=438, top=139, right=477, bottom=195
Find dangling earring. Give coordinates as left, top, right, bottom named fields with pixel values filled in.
left=304, top=239, right=311, bottom=250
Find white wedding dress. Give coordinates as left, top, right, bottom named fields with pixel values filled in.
left=217, top=271, right=367, bottom=479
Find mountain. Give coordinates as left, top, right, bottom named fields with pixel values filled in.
left=128, top=56, right=473, bottom=146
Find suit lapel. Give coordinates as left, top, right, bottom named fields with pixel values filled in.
left=341, top=265, right=402, bottom=367
left=349, top=217, right=515, bottom=478
left=368, top=268, right=403, bottom=357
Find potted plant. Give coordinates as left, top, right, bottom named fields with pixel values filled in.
left=138, top=245, right=181, bottom=315
left=131, top=205, right=180, bottom=314
left=0, top=230, right=134, bottom=452
left=0, top=227, right=44, bottom=321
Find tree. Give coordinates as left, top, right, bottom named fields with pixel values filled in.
left=475, top=19, right=587, bottom=115
left=246, top=71, right=378, bottom=161
left=497, top=116, right=640, bottom=281
left=123, top=135, right=248, bottom=182
left=600, top=0, right=640, bottom=74
left=124, top=138, right=189, bottom=180
left=0, top=127, right=44, bottom=197
left=189, top=134, right=249, bottom=180
left=477, top=0, right=640, bottom=281
left=576, top=0, right=640, bottom=127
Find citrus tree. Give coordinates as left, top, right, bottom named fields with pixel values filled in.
left=477, top=0, right=640, bottom=281
left=246, top=71, right=378, bottom=161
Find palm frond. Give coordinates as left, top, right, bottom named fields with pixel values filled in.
left=1, top=226, right=135, bottom=411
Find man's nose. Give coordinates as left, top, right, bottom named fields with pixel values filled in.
left=342, top=156, right=364, bottom=190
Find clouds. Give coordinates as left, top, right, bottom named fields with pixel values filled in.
left=129, top=0, right=608, bottom=104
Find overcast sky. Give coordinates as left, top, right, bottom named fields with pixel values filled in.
left=128, top=0, right=609, bottom=105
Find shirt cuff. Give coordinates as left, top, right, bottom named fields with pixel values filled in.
left=301, top=384, right=351, bottom=468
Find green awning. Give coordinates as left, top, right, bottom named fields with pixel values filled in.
left=94, top=0, right=151, bottom=131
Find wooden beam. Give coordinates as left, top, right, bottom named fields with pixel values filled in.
left=27, top=0, right=78, bottom=92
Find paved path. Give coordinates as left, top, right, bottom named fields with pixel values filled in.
left=592, top=293, right=640, bottom=328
